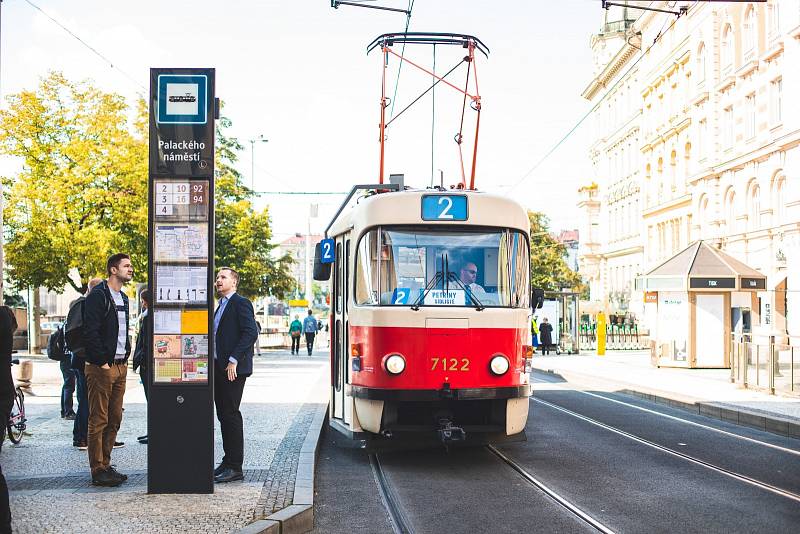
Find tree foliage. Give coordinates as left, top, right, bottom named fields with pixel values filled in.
left=528, top=211, right=583, bottom=292
left=214, top=116, right=295, bottom=300
left=0, top=73, right=293, bottom=301
left=0, top=72, right=147, bottom=293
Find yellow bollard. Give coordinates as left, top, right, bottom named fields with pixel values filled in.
left=597, top=312, right=606, bottom=356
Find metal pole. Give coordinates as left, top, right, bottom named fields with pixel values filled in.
left=305, top=211, right=312, bottom=305
left=250, top=139, right=254, bottom=190
left=0, top=0, right=4, bottom=303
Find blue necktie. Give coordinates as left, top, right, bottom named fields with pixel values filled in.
left=213, top=297, right=227, bottom=359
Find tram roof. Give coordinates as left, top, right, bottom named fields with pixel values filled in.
left=327, top=189, right=530, bottom=237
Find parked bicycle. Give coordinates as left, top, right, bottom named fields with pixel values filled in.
left=5, top=358, right=27, bottom=444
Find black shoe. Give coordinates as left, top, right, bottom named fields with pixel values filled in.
left=138, top=436, right=148, bottom=444
left=63, top=412, right=76, bottom=420
left=92, top=468, right=122, bottom=487
left=137, top=435, right=147, bottom=441
left=214, top=467, right=244, bottom=483
left=107, top=466, right=128, bottom=481
left=74, top=440, right=88, bottom=450
left=213, top=463, right=227, bottom=477
left=113, top=441, right=125, bottom=449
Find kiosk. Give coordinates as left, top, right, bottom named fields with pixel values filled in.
left=638, top=241, right=766, bottom=369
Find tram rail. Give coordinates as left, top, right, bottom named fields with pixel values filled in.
left=487, top=445, right=615, bottom=533
left=369, top=453, right=416, bottom=534
left=533, top=397, right=800, bottom=504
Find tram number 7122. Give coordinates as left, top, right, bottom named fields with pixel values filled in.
left=431, top=357, right=470, bottom=372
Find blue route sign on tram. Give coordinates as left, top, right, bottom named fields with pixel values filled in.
left=421, top=195, right=468, bottom=221
left=319, top=238, right=335, bottom=263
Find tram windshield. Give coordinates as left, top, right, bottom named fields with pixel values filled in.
left=355, top=227, right=529, bottom=308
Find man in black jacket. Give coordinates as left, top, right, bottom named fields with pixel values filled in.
left=0, top=305, right=18, bottom=533
left=132, top=288, right=151, bottom=444
left=84, top=253, right=133, bottom=487
left=213, top=267, right=258, bottom=483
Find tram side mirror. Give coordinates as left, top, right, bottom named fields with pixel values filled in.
left=532, top=288, right=545, bottom=309
left=313, top=240, right=334, bottom=281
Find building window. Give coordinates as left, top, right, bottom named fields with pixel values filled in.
left=696, top=42, right=706, bottom=85
left=745, top=93, right=756, bottom=139
left=748, top=183, right=761, bottom=231
left=743, top=7, right=757, bottom=61
left=725, top=189, right=736, bottom=232
left=697, top=120, right=706, bottom=161
left=721, top=24, right=734, bottom=76
left=770, top=78, right=783, bottom=125
left=768, top=1, right=781, bottom=42
left=670, top=150, right=677, bottom=192
left=723, top=106, right=734, bottom=148
left=774, top=177, right=786, bottom=225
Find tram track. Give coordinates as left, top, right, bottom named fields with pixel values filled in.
left=487, top=445, right=616, bottom=533
left=369, top=453, right=416, bottom=534
left=532, top=397, right=800, bottom=504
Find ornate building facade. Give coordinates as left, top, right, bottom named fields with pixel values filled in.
left=579, top=1, right=800, bottom=338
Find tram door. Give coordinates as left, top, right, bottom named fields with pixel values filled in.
left=331, top=235, right=350, bottom=423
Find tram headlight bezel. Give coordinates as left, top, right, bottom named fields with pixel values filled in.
left=384, top=354, right=406, bottom=375
left=489, top=354, right=510, bottom=376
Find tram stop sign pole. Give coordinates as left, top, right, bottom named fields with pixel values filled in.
left=147, top=68, right=217, bottom=493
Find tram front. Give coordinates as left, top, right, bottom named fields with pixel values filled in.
left=319, top=190, right=539, bottom=448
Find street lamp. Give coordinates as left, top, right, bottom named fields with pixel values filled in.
left=248, top=135, right=269, bottom=191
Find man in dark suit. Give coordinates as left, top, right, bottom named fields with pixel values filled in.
left=213, top=267, right=258, bottom=483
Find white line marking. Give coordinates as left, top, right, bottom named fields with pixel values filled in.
left=532, top=376, right=800, bottom=457
left=534, top=397, right=800, bottom=504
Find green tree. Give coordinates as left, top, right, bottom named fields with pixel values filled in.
left=0, top=72, right=147, bottom=293
left=214, top=116, right=294, bottom=300
left=528, top=211, right=583, bottom=292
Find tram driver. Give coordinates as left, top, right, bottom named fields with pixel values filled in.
left=458, top=261, right=499, bottom=306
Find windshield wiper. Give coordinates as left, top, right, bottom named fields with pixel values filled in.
left=411, top=253, right=446, bottom=311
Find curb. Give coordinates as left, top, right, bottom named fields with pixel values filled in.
left=235, top=402, right=328, bottom=534
left=533, top=366, right=800, bottom=440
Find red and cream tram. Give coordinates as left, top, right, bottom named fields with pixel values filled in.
left=314, top=186, right=542, bottom=448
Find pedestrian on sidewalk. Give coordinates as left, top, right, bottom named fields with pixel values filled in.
left=132, top=289, right=151, bottom=445
left=84, top=253, right=133, bottom=487
left=539, top=317, right=553, bottom=355
left=531, top=316, right=539, bottom=353
left=65, top=277, right=103, bottom=450
left=0, top=305, right=18, bottom=533
left=289, top=315, right=302, bottom=355
left=255, top=321, right=263, bottom=356
left=303, top=309, right=317, bottom=356
left=213, top=267, right=258, bottom=483
left=49, top=324, right=76, bottom=419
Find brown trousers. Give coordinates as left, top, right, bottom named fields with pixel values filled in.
left=85, top=362, right=127, bottom=474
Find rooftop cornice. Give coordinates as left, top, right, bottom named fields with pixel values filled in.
left=582, top=37, right=641, bottom=101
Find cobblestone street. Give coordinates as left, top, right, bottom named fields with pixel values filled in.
left=4, top=349, right=329, bottom=533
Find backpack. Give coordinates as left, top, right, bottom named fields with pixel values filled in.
left=47, top=325, right=67, bottom=361
left=65, top=288, right=116, bottom=359
left=64, top=297, right=88, bottom=359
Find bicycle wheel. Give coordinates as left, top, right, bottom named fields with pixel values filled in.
left=7, top=388, right=26, bottom=444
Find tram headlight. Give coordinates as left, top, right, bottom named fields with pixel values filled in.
left=489, top=354, right=510, bottom=376
left=384, top=354, right=406, bottom=375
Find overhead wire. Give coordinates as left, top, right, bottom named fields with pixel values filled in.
left=388, top=0, right=415, bottom=119
left=506, top=3, right=686, bottom=195
left=22, top=0, right=146, bottom=94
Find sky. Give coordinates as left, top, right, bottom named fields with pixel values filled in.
left=1, top=0, right=605, bottom=241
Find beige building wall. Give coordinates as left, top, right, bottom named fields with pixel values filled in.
left=580, top=1, right=800, bottom=337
